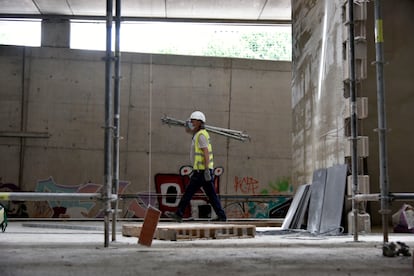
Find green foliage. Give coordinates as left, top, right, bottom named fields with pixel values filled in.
left=202, top=30, right=292, bottom=61
left=147, top=27, right=292, bottom=61
left=1, top=20, right=292, bottom=61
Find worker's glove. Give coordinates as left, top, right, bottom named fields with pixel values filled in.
left=204, top=170, right=212, bottom=182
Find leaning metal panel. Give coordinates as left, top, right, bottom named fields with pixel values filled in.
left=307, top=168, right=328, bottom=234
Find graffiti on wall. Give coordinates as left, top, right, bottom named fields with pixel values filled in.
left=0, top=172, right=292, bottom=219
left=0, top=182, right=29, bottom=218
left=0, top=177, right=157, bottom=219
left=154, top=166, right=224, bottom=219
left=153, top=170, right=293, bottom=219
left=234, top=176, right=260, bottom=194
left=228, top=176, right=293, bottom=219
left=234, top=176, right=292, bottom=195
left=32, top=177, right=130, bottom=218
left=223, top=197, right=292, bottom=219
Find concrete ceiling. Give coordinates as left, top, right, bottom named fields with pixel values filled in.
left=0, top=0, right=291, bottom=23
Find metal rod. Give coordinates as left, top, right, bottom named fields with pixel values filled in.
left=374, top=0, right=390, bottom=244
left=0, top=192, right=104, bottom=201
left=348, top=0, right=359, bottom=241
left=0, top=14, right=292, bottom=25
left=112, top=0, right=121, bottom=242
left=354, top=193, right=414, bottom=202
left=18, top=48, right=28, bottom=190
left=353, top=193, right=381, bottom=202
left=205, top=125, right=246, bottom=135
left=391, top=193, right=414, bottom=201
left=161, top=115, right=250, bottom=141
left=0, top=131, right=50, bottom=138
left=103, top=0, right=114, bottom=248
left=118, top=194, right=290, bottom=200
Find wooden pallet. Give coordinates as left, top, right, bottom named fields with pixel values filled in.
left=123, top=223, right=256, bottom=241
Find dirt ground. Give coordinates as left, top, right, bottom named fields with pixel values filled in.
left=1, top=221, right=414, bottom=276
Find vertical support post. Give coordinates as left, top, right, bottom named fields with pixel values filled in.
left=112, top=0, right=121, bottom=242
left=19, top=48, right=28, bottom=190
left=348, top=0, right=359, bottom=241
left=104, top=0, right=114, bottom=248
left=374, top=0, right=390, bottom=243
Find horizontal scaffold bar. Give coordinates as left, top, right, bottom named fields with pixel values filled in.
left=353, top=193, right=414, bottom=202
left=0, top=192, right=117, bottom=201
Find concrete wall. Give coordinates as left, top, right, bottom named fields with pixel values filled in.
left=0, top=46, right=292, bottom=206
left=291, top=0, right=414, bottom=226
left=291, top=0, right=346, bottom=186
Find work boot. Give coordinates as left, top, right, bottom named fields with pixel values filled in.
left=165, top=211, right=182, bottom=223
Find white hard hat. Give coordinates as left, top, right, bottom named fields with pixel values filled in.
left=190, top=111, right=206, bottom=123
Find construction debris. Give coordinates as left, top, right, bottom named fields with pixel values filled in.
left=382, top=241, right=412, bottom=257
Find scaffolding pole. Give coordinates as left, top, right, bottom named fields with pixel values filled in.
left=374, top=0, right=390, bottom=244
left=111, top=0, right=121, bottom=242
left=347, top=0, right=360, bottom=242
left=103, top=0, right=114, bottom=248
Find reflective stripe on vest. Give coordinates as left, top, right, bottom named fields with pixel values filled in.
left=193, top=129, right=214, bottom=170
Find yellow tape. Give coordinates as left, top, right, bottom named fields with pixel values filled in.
left=0, top=193, right=10, bottom=200
left=375, top=19, right=384, bottom=43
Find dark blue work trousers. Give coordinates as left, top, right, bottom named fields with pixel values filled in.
left=176, top=170, right=226, bottom=220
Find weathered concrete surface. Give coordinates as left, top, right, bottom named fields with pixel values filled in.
left=291, top=0, right=346, bottom=186
left=1, top=221, right=414, bottom=275
left=0, top=45, right=292, bottom=213
left=291, top=0, right=414, bottom=226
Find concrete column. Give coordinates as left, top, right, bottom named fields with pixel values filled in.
left=41, top=18, right=70, bottom=48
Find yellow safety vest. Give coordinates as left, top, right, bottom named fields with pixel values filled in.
left=193, top=129, right=214, bottom=170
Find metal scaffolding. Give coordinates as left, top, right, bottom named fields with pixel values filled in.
left=111, top=0, right=122, bottom=243
left=350, top=0, right=414, bottom=244
left=347, top=0, right=360, bottom=242
left=0, top=0, right=122, bottom=248
left=2, top=0, right=414, bottom=250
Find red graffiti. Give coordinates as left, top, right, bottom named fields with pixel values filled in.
left=234, top=176, right=259, bottom=194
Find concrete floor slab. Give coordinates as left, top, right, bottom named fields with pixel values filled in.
left=1, top=221, right=414, bottom=275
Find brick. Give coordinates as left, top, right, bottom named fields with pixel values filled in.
left=138, top=206, right=161, bottom=247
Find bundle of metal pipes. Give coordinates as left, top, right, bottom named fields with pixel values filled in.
left=161, top=115, right=250, bottom=142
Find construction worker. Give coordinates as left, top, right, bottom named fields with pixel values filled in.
left=166, top=111, right=227, bottom=222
